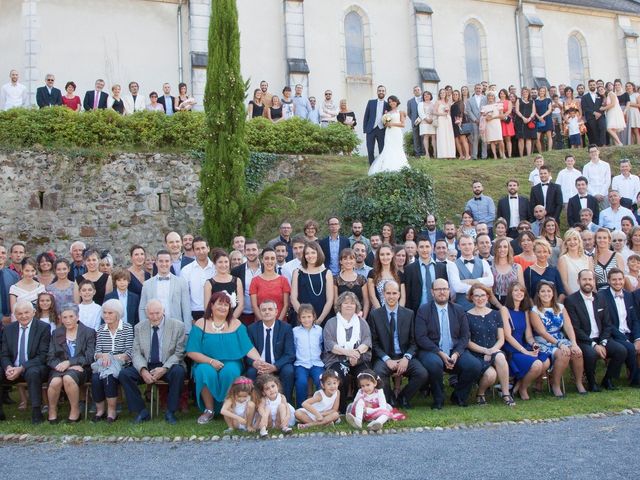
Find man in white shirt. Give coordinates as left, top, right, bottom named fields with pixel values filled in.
left=582, top=145, right=611, bottom=205
left=180, top=237, right=215, bottom=320
left=452, top=235, right=493, bottom=310
left=599, top=190, right=637, bottom=231
left=307, top=96, right=320, bottom=124
left=282, top=236, right=305, bottom=284
left=611, top=158, right=640, bottom=209
left=555, top=154, right=582, bottom=205
left=528, top=155, right=545, bottom=186
left=0, top=70, right=28, bottom=110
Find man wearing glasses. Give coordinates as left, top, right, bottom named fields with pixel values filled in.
left=320, top=90, right=338, bottom=126
left=599, top=190, right=637, bottom=231
left=36, top=74, right=62, bottom=108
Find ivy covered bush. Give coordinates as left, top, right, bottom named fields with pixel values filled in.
left=0, top=107, right=359, bottom=155
left=339, top=167, right=437, bottom=235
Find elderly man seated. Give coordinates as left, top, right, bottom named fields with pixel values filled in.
left=0, top=300, right=51, bottom=423
left=118, top=300, right=187, bottom=424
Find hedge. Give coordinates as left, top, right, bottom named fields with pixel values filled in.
left=0, top=107, right=359, bottom=155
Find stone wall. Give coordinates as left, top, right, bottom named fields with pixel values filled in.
left=0, top=150, right=204, bottom=264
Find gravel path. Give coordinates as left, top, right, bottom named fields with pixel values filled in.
left=1, top=414, right=638, bottom=479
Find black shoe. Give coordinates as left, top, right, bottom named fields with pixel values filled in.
left=630, top=382, right=640, bottom=389
left=397, top=395, right=411, bottom=410
left=91, top=413, right=106, bottom=423
left=601, top=378, right=618, bottom=391
left=588, top=383, right=601, bottom=393
left=431, top=402, right=443, bottom=410
left=450, top=391, right=467, bottom=407
left=132, top=409, right=150, bottom=424
left=0, top=410, right=5, bottom=421
left=32, top=411, right=44, bottom=425
left=164, top=411, right=177, bottom=425
left=48, top=418, right=60, bottom=425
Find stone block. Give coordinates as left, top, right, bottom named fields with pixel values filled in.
left=43, top=192, right=59, bottom=211
left=28, top=193, right=40, bottom=209
left=80, top=226, right=96, bottom=237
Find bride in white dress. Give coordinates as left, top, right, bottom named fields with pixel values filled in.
left=368, top=95, right=410, bottom=175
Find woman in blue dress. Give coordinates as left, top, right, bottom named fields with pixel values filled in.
left=500, top=282, right=550, bottom=400
left=535, top=86, right=553, bottom=152
left=529, top=281, right=587, bottom=398
left=524, top=238, right=565, bottom=302
left=186, top=291, right=263, bottom=424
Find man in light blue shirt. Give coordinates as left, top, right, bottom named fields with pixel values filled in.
left=292, top=84, right=312, bottom=120
left=464, top=181, right=496, bottom=233
left=307, top=96, right=320, bottom=124
left=599, top=190, right=638, bottom=231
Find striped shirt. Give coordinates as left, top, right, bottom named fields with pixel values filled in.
left=95, top=320, right=134, bottom=360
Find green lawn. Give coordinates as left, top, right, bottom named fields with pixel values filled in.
left=254, top=145, right=640, bottom=242
left=1, top=379, right=638, bottom=439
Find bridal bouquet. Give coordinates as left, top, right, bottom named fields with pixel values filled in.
left=382, top=113, right=392, bottom=127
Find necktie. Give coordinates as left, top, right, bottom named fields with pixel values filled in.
left=18, top=326, right=27, bottom=366
left=265, top=328, right=272, bottom=364
left=421, top=263, right=432, bottom=305
left=150, top=326, right=160, bottom=364
left=93, top=91, right=99, bottom=109
left=389, top=312, right=396, bottom=352
left=277, top=266, right=282, bottom=275
left=439, top=308, right=452, bottom=356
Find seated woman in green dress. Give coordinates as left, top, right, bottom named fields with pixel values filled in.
left=186, top=291, right=263, bottom=424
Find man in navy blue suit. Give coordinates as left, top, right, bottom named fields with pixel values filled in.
left=246, top=300, right=296, bottom=400
left=363, top=85, right=389, bottom=165
left=598, top=268, right=640, bottom=388
left=319, top=216, right=350, bottom=276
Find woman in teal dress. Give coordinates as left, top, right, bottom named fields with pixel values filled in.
left=186, top=291, right=262, bottom=424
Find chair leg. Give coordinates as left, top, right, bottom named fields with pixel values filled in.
left=150, top=384, right=155, bottom=420
left=84, top=387, right=89, bottom=420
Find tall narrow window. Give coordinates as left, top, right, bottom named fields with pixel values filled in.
left=568, top=35, right=586, bottom=87
left=464, top=23, right=482, bottom=85
left=345, top=11, right=365, bottom=75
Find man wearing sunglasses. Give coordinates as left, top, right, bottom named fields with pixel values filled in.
left=36, top=74, right=62, bottom=108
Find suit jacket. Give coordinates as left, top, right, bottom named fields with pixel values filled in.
left=0, top=268, right=19, bottom=317
left=139, top=274, right=192, bottom=333
left=370, top=305, right=417, bottom=361
left=319, top=236, right=351, bottom=271
left=123, top=94, right=146, bottom=114
left=566, top=193, right=600, bottom=228
left=104, top=290, right=140, bottom=327
left=529, top=182, right=563, bottom=220
left=231, top=262, right=263, bottom=294
left=82, top=90, right=108, bottom=111
left=414, top=301, right=469, bottom=357
left=564, top=291, right=612, bottom=344
left=419, top=229, right=444, bottom=245
left=466, top=94, right=487, bottom=123
left=246, top=320, right=295, bottom=371
left=407, top=96, right=421, bottom=123
left=36, top=86, right=62, bottom=108
left=0, top=320, right=51, bottom=371
left=157, top=95, right=176, bottom=114
left=132, top=318, right=186, bottom=372
left=581, top=92, right=603, bottom=122
left=363, top=98, right=390, bottom=134
left=47, top=322, right=95, bottom=370
left=496, top=195, right=531, bottom=225
left=152, top=255, right=194, bottom=277
left=404, top=260, right=448, bottom=313
left=599, top=288, right=640, bottom=342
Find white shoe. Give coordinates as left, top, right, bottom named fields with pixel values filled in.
left=368, top=420, right=383, bottom=431
left=345, top=413, right=362, bottom=429
left=259, top=426, right=268, bottom=438
left=282, top=426, right=292, bottom=434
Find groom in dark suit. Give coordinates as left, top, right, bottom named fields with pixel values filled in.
left=363, top=85, right=389, bottom=165
left=529, top=165, right=563, bottom=221
left=496, top=179, right=530, bottom=238
left=581, top=79, right=606, bottom=147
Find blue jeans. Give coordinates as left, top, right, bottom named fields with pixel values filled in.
left=294, top=365, right=324, bottom=408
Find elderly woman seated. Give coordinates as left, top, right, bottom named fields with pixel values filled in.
left=91, top=299, right=134, bottom=423
left=46, top=303, right=96, bottom=423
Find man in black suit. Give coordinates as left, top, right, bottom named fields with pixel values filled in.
left=319, top=216, right=350, bottom=276
left=414, top=278, right=481, bottom=409
left=496, top=179, right=530, bottom=239
left=82, top=78, right=108, bottom=111
left=581, top=79, right=606, bottom=147
left=246, top=300, right=295, bottom=399
left=231, top=239, right=262, bottom=325
left=0, top=301, right=51, bottom=423
left=529, top=165, right=563, bottom=221
left=564, top=270, right=627, bottom=391
left=35, top=74, right=62, bottom=108
left=598, top=268, right=640, bottom=388
left=370, top=281, right=428, bottom=408
left=104, top=268, right=140, bottom=326
left=363, top=85, right=389, bottom=165
left=157, top=83, right=176, bottom=115
left=404, top=237, right=448, bottom=314
left=567, top=176, right=600, bottom=228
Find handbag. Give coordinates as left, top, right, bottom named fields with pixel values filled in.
left=527, top=121, right=536, bottom=129
left=460, top=123, right=473, bottom=135
left=503, top=115, right=512, bottom=124
left=536, top=119, right=546, bottom=129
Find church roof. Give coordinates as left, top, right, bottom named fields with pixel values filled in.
left=540, top=0, right=640, bottom=15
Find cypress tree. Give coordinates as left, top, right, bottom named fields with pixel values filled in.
left=198, top=0, right=249, bottom=246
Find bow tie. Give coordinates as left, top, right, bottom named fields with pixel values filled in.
left=541, top=183, right=549, bottom=187
left=614, top=293, right=624, bottom=299
left=509, top=196, right=518, bottom=199
left=579, top=196, right=587, bottom=199
left=158, top=276, right=171, bottom=281
left=474, top=197, right=482, bottom=201
left=464, top=259, right=475, bottom=264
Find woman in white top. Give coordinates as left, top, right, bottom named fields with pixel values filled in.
left=481, top=91, right=505, bottom=159
left=9, top=257, right=46, bottom=314
left=625, top=81, right=640, bottom=144
left=434, top=89, right=456, bottom=159
left=418, top=90, right=436, bottom=159
left=599, top=85, right=625, bottom=145
left=557, top=229, right=593, bottom=295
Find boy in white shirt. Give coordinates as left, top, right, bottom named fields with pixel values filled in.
left=528, top=155, right=545, bottom=186
left=555, top=154, right=582, bottom=205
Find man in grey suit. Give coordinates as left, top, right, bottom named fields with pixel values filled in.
left=466, top=84, right=488, bottom=160
left=139, top=250, right=192, bottom=334
left=406, top=85, right=424, bottom=157
left=119, top=300, right=187, bottom=424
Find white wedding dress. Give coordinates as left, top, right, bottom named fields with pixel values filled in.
left=368, top=111, right=410, bottom=175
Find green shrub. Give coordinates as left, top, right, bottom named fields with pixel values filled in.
left=339, top=167, right=437, bottom=235
left=0, top=107, right=359, bottom=155
left=403, top=131, right=413, bottom=156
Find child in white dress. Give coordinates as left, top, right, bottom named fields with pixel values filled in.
left=220, top=376, right=256, bottom=433
left=345, top=370, right=405, bottom=431
left=78, top=280, right=102, bottom=330
left=295, top=369, right=340, bottom=429
left=256, top=374, right=295, bottom=438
